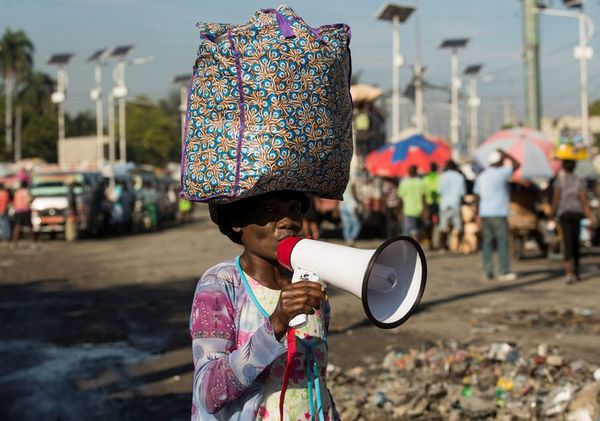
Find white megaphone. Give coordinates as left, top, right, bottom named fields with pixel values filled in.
left=277, top=236, right=427, bottom=329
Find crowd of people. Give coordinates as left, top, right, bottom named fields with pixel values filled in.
left=303, top=149, right=598, bottom=285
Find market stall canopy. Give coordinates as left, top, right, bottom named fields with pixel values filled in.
left=365, top=133, right=451, bottom=177
left=351, top=83, right=384, bottom=104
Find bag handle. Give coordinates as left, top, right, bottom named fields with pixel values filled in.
left=261, top=8, right=295, bottom=38
left=261, top=8, right=326, bottom=43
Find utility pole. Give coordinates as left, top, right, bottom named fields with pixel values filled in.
left=522, top=0, right=541, bottom=129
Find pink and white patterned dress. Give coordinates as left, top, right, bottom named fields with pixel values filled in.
left=190, top=258, right=339, bottom=421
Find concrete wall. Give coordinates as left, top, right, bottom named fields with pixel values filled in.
left=58, top=136, right=106, bottom=168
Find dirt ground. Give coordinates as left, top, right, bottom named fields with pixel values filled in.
left=1, top=206, right=599, bottom=420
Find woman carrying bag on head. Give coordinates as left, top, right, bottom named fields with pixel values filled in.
left=551, top=144, right=594, bottom=284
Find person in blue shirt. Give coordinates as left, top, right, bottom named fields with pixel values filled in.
left=438, top=160, right=467, bottom=250
left=473, top=149, right=520, bottom=281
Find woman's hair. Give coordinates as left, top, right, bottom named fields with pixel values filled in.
left=209, top=191, right=310, bottom=244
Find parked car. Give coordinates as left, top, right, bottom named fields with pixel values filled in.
left=30, top=171, right=104, bottom=237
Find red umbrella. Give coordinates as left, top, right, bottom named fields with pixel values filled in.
left=365, top=134, right=451, bottom=177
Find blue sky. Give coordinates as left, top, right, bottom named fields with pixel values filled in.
left=3, top=0, right=600, bottom=137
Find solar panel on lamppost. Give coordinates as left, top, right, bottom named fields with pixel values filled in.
left=464, top=64, right=483, bottom=157
left=440, top=38, right=469, bottom=160
left=88, top=48, right=109, bottom=168
left=48, top=53, right=74, bottom=164
left=376, top=3, right=414, bottom=141
left=173, top=75, right=191, bottom=143
left=110, top=45, right=134, bottom=164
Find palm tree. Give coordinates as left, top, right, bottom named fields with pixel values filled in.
left=0, top=29, right=34, bottom=154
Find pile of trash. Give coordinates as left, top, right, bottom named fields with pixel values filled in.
left=329, top=341, right=600, bottom=420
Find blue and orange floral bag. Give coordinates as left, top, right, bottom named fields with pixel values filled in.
left=180, top=5, right=353, bottom=203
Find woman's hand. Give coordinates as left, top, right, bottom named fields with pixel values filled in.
left=270, top=281, right=327, bottom=341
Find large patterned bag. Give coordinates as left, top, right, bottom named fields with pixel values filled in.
left=180, top=5, right=353, bottom=203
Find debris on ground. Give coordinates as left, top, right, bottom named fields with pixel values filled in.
left=330, top=341, right=600, bottom=420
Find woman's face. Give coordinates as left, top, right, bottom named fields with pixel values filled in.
left=234, top=192, right=304, bottom=261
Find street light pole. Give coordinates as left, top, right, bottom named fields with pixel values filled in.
left=88, top=49, right=108, bottom=169
left=440, top=39, right=469, bottom=160
left=376, top=3, right=414, bottom=141
left=450, top=50, right=459, bottom=153
left=464, top=64, right=482, bottom=157
left=117, top=59, right=127, bottom=164
left=173, top=74, right=191, bottom=143
left=392, top=14, right=401, bottom=139
left=577, top=12, right=593, bottom=145
left=48, top=53, right=74, bottom=166
left=535, top=6, right=594, bottom=144
left=108, top=91, right=116, bottom=182
left=413, top=0, right=425, bottom=133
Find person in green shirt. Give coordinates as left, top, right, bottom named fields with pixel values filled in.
left=423, top=163, right=440, bottom=249
left=398, top=165, right=428, bottom=239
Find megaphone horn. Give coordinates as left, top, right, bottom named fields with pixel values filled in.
left=277, top=236, right=427, bottom=329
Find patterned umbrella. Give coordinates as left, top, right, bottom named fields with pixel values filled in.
left=474, top=127, right=561, bottom=180
left=365, top=133, right=451, bottom=177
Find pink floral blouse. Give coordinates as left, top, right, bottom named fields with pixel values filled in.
left=190, top=258, right=339, bottom=420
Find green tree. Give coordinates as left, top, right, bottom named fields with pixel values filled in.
left=0, top=28, right=34, bottom=156
left=125, top=96, right=180, bottom=166
left=590, top=99, right=600, bottom=117
left=67, top=110, right=96, bottom=137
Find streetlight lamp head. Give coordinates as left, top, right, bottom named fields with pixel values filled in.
left=464, top=64, right=483, bottom=75
left=110, top=45, right=134, bottom=59
left=173, top=74, right=191, bottom=85
left=440, top=38, right=469, bottom=49
left=47, top=53, right=74, bottom=66
left=88, top=48, right=108, bottom=63
left=375, top=3, right=414, bottom=22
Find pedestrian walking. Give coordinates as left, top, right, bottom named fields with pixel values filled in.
left=474, top=150, right=520, bottom=281
left=423, top=163, right=440, bottom=249
left=192, top=191, right=336, bottom=420
left=398, top=165, right=428, bottom=240
left=551, top=159, right=593, bottom=283
left=339, top=178, right=361, bottom=246
left=0, top=182, right=11, bottom=242
left=438, top=160, right=467, bottom=251
left=381, top=177, right=400, bottom=238
left=11, top=180, right=36, bottom=244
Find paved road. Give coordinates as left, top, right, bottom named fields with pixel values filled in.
left=1, top=207, right=599, bottom=420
